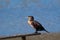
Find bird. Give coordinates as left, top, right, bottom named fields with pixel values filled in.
left=28, top=16, right=49, bottom=33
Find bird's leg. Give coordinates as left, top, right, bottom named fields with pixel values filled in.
left=35, top=29, right=41, bottom=34
left=35, top=30, right=38, bottom=33
left=35, top=31, right=38, bottom=33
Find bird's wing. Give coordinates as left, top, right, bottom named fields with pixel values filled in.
left=33, top=20, right=45, bottom=30
left=31, top=20, right=42, bottom=28
left=34, top=20, right=42, bottom=26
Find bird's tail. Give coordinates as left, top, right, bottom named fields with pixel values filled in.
left=44, top=29, right=50, bottom=33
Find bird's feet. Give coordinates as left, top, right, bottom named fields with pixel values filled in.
left=34, top=31, right=41, bottom=34
left=35, top=31, right=38, bottom=33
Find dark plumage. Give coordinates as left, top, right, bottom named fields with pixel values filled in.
left=28, top=16, right=49, bottom=33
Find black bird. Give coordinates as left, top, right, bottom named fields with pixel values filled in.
left=28, top=16, right=49, bottom=33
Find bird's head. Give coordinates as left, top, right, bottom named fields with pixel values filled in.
left=28, top=16, right=34, bottom=21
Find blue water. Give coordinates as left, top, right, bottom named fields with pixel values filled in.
left=0, top=0, right=60, bottom=36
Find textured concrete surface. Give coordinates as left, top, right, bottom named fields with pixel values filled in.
left=0, top=33, right=60, bottom=40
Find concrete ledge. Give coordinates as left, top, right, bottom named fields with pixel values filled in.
left=0, top=33, right=60, bottom=40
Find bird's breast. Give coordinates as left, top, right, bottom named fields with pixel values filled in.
left=28, top=21, right=38, bottom=29
left=28, top=21, right=32, bottom=25
left=28, top=21, right=34, bottom=28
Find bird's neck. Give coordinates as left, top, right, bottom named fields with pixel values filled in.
left=28, top=20, right=33, bottom=25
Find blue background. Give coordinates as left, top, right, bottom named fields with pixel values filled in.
left=0, top=0, right=60, bottom=36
